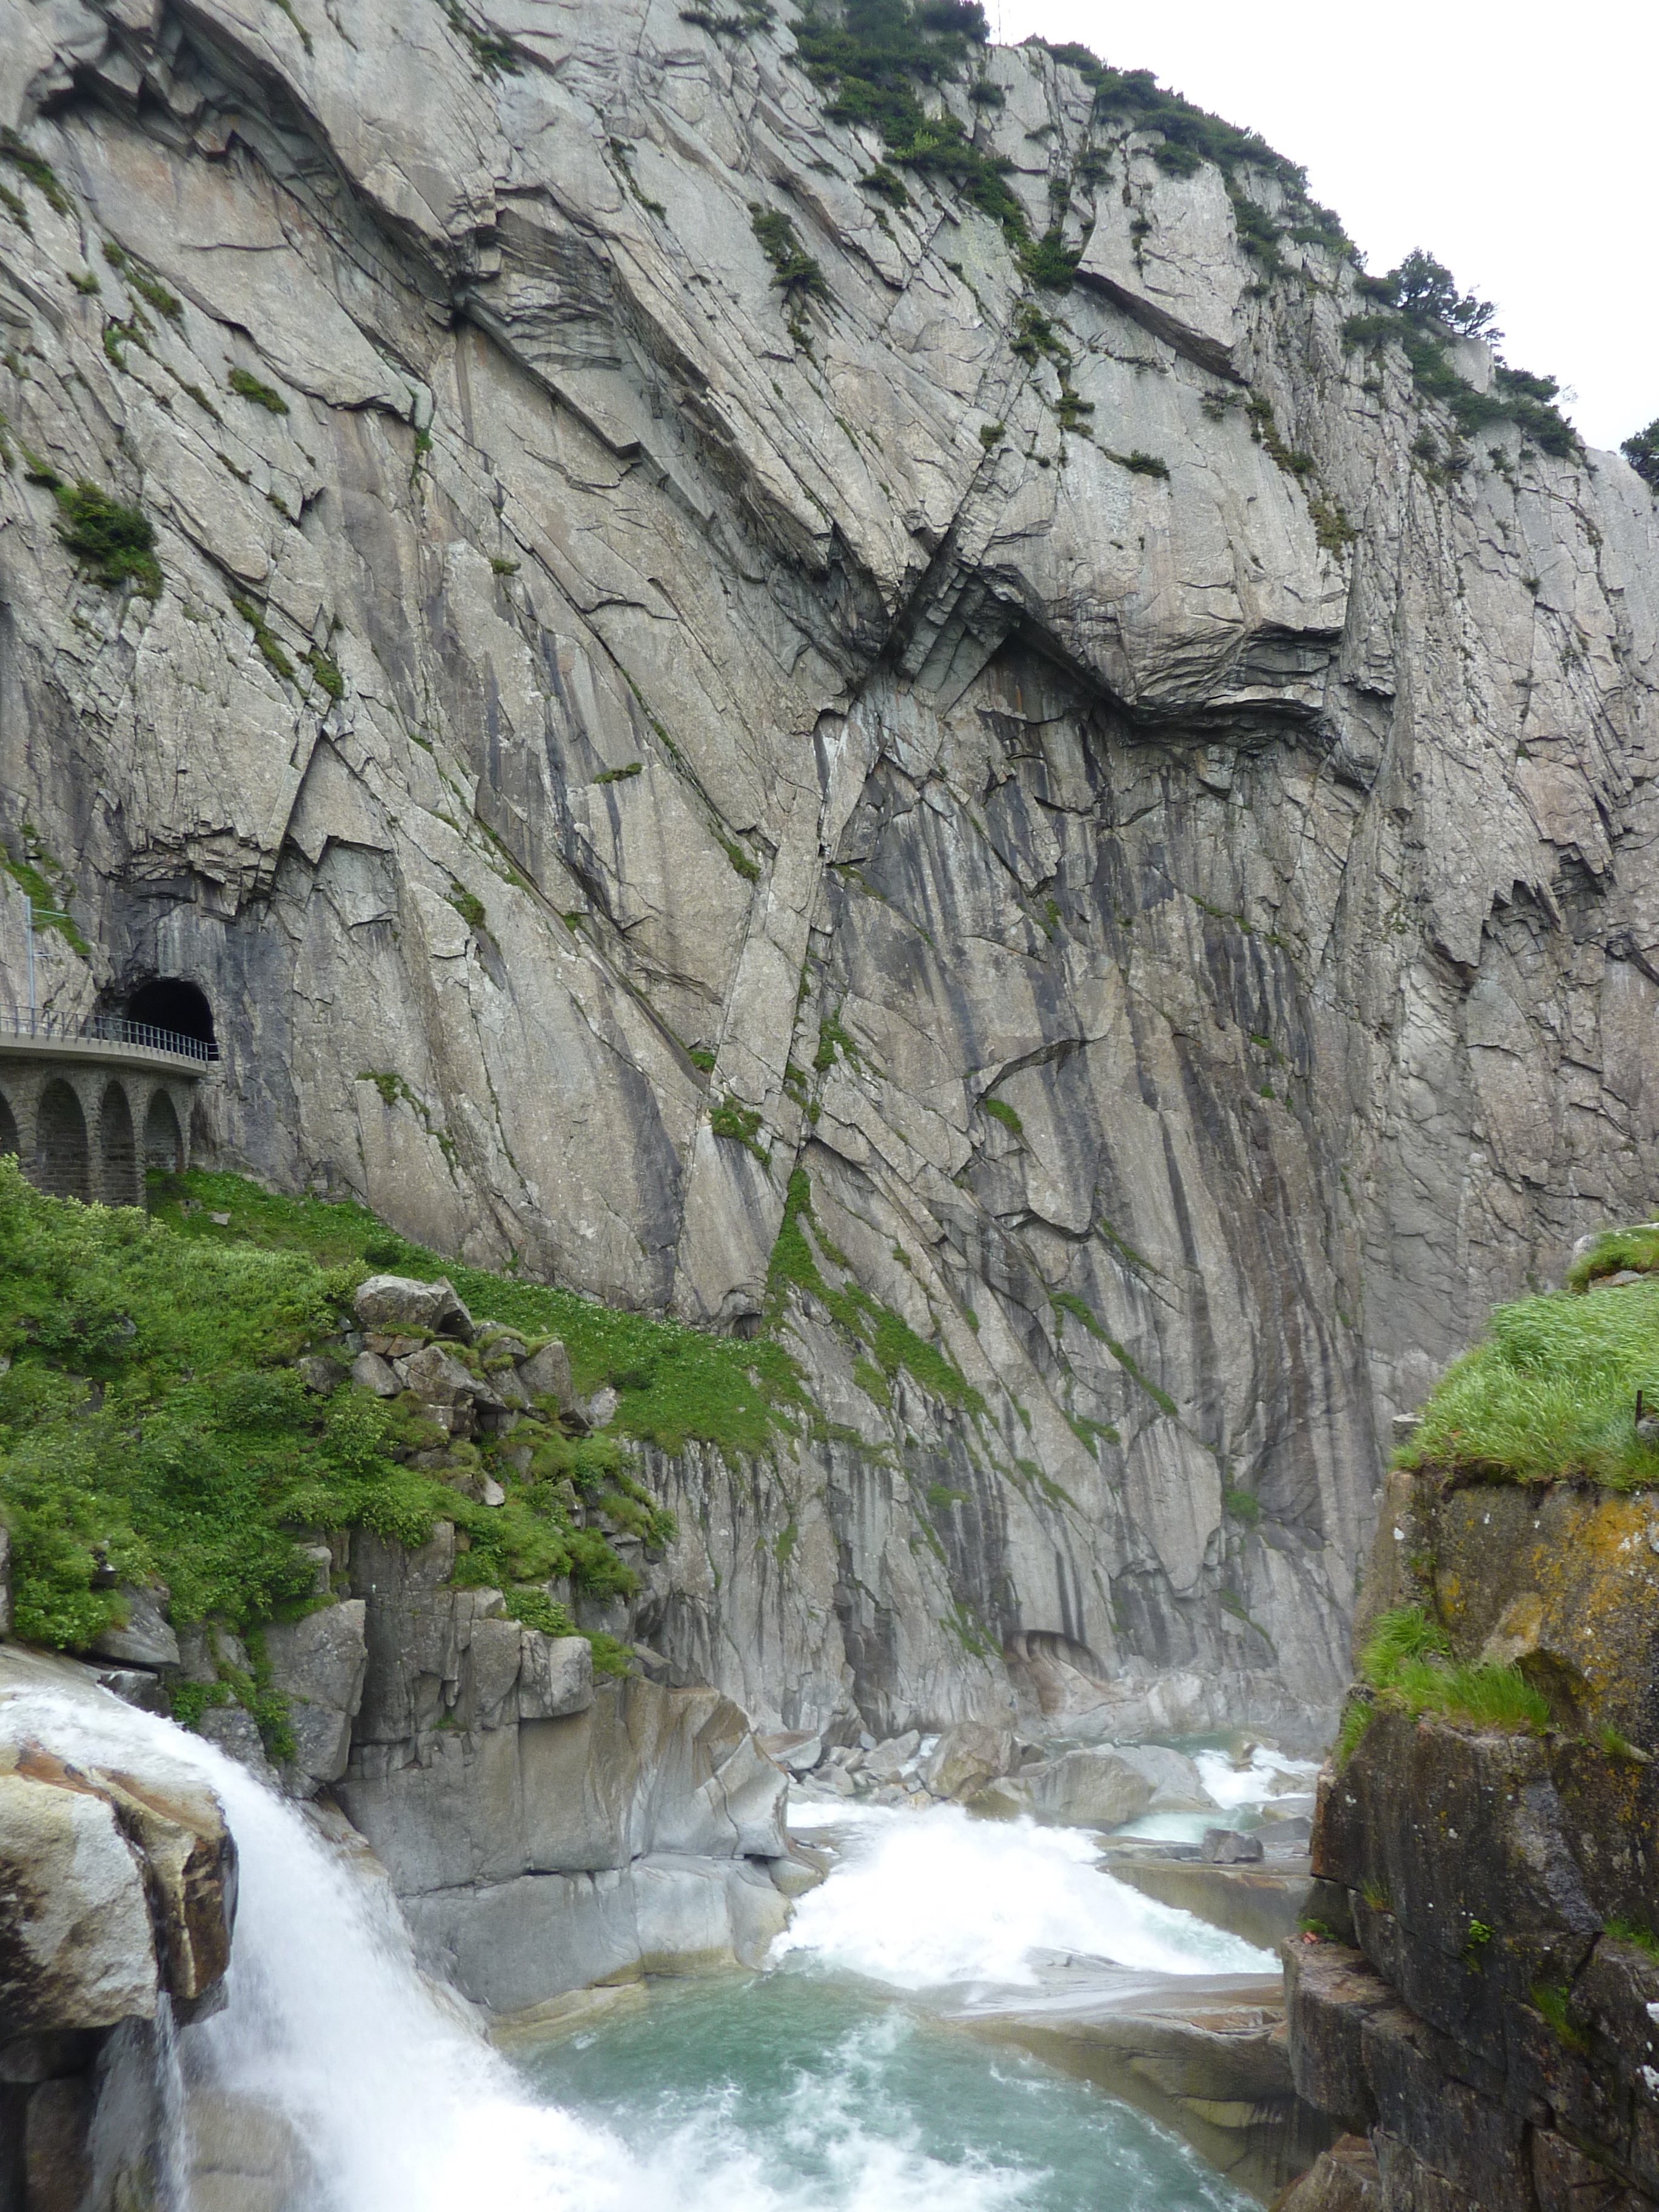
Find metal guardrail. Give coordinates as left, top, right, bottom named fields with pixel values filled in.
left=0, top=1008, right=218, bottom=1064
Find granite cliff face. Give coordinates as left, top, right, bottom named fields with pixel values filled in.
left=2, top=0, right=1657, bottom=1743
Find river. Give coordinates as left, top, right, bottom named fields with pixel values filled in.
left=3, top=1688, right=1298, bottom=2211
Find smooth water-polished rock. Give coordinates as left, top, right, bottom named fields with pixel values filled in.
left=0, top=1763, right=159, bottom=2031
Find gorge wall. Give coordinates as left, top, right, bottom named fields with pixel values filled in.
left=3, top=0, right=1658, bottom=1744
left=1284, top=1471, right=1659, bottom=2211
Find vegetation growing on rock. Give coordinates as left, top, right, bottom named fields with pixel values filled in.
left=1344, top=249, right=1578, bottom=458
left=793, top=0, right=1025, bottom=240
left=0, top=1164, right=801, bottom=1668
left=1393, top=1253, right=1659, bottom=1489
left=1623, top=417, right=1659, bottom=491
left=22, top=464, right=162, bottom=595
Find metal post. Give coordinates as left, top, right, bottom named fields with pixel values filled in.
left=24, top=901, right=72, bottom=1029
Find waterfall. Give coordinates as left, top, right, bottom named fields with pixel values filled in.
left=4, top=1688, right=1264, bottom=2211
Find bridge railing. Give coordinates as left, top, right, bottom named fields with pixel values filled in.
left=0, top=1008, right=219, bottom=1064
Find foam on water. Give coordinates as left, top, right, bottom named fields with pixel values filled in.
left=1, top=1687, right=914, bottom=2212
left=1, top=1689, right=1261, bottom=2211
left=774, top=1803, right=1277, bottom=1986
left=1193, top=1744, right=1318, bottom=1811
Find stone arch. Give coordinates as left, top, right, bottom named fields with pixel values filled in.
left=98, top=1081, right=138, bottom=1207
left=35, top=1080, right=90, bottom=1201
left=0, top=1085, right=18, bottom=1162
left=144, top=1088, right=184, bottom=1176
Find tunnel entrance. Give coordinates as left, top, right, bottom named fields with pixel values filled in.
left=125, top=979, right=218, bottom=1058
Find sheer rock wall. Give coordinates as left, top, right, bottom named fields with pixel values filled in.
left=2, top=0, right=1657, bottom=1742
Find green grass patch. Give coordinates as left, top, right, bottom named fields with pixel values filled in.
left=709, top=1096, right=769, bottom=1164
left=1335, top=1696, right=1374, bottom=1764
left=1530, top=1981, right=1590, bottom=2054
left=981, top=1095, right=1022, bottom=1136
left=1, top=130, right=71, bottom=216
left=228, top=366, right=288, bottom=414
left=1566, top=1224, right=1659, bottom=1292
left=147, top=1168, right=812, bottom=1463
left=1605, top=1918, right=1659, bottom=1962
left=1394, top=1276, right=1659, bottom=1489
left=232, top=596, right=294, bottom=682
left=1356, top=1604, right=1550, bottom=1734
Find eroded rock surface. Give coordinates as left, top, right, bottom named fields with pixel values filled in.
left=1284, top=1477, right=1659, bottom=2208
left=3, top=1, right=1657, bottom=1743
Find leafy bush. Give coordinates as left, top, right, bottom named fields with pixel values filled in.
left=1394, top=1279, right=1659, bottom=1488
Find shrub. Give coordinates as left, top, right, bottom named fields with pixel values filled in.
left=49, top=481, right=161, bottom=595
left=794, top=0, right=1025, bottom=241
left=1019, top=227, right=1081, bottom=290
left=749, top=206, right=828, bottom=304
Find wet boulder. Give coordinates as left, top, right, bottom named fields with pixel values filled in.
left=920, top=1720, right=1014, bottom=1801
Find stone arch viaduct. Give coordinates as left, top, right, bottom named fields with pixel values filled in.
left=0, top=1019, right=212, bottom=1206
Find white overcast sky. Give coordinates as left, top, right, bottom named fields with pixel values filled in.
left=988, top=0, right=1655, bottom=455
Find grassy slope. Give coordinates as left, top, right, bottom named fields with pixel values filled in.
left=0, top=1161, right=811, bottom=1663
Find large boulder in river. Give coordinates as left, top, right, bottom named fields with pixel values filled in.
left=353, top=1275, right=473, bottom=1342
left=1024, top=1743, right=1210, bottom=1827
left=920, top=1720, right=1014, bottom=1801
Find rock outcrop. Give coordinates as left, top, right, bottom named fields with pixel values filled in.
left=3, top=0, right=1657, bottom=1745
left=334, top=1521, right=793, bottom=2008
left=0, top=1649, right=236, bottom=2212
left=1281, top=1478, right=1659, bottom=2210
